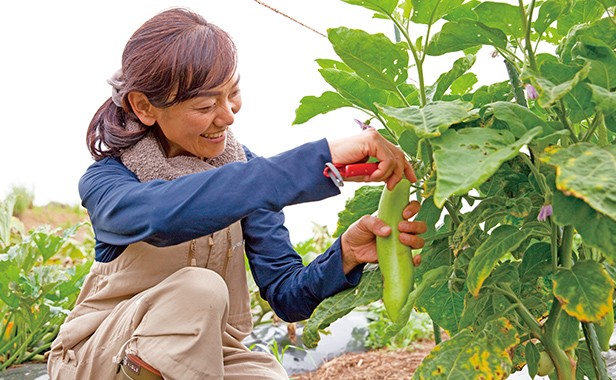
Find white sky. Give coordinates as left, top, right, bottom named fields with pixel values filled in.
left=0, top=0, right=507, bottom=242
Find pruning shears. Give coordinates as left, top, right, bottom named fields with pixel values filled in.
left=323, top=162, right=380, bottom=186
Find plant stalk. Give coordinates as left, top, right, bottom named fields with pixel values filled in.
left=581, top=113, right=603, bottom=142
left=560, top=226, right=574, bottom=269
left=582, top=322, right=610, bottom=380
left=556, top=101, right=579, bottom=144
left=518, top=0, right=538, bottom=71
left=433, top=322, right=442, bottom=345
left=390, top=17, right=427, bottom=106
left=505, top=60, right=528, bottom=107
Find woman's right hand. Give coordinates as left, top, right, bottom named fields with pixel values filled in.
left=328, top=129, right=416, bottom=190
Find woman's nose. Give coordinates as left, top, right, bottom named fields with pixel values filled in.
left=215, top=102, right=236, bottom=126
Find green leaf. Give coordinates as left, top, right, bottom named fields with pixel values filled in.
left=558, top=17, right=616, bottom=64
left=443, top=0, right=481, bottom=21
left=319, top=68, right=389, bottom=112
left=556, top=1, right=606, bottom=37
left=450, top=196, right=532, bottom=255
left=426, top=20, right=508, bottom=56
left=411, top=0, right=464, bottom=25
left=397, top=129, right=421, bottom=157
left=463, top=81, right=514, bottom=109
left=525, top=342, right=541, bottom=378
left=551, top=189, right=616, bottom=263
left=303, top=268, right=383, bottom=348
left=553, top=260, right=614, bottom=322
left=479, top=156, right=533, bottom=198
left=0, top=196, right=16, bottom=248
left=334, top=185, right=383, bottom=237
left=522, top=62, right=591, bottom=108
left=432, top=127, right=542, bottom=208
left=382, top=266, right=450, bottom=341
left=415, top=233, right=452, bottom=271
left=416, top=274, right=466, bottom=335
left=450, top=72, right=478, bottom=96
left=541, top=143, right=616, bottom=221
left=572, top=36, right=616, bottom=89
left=31, top=229, right=65, bottom=262
left=589, top=84, right=616, bottom=133
left=315, top=58, right=352, bottom=71
left=378, top=100, right=474, bottom=139
left=414, top=195, right=443, bottom=244
left=557, top=312, right=581, bottom=351
left=473, top=2, right=525, bottom=39
left=340, top=0, right=398, bottom=16
left=412, top=318, right=518, bottom=379
left=481, top=101, right=551, bottom=139
left=534, top=0, right=566, bottom=37
left=429, top=54, right=476, bottom=101
left=328, top=27, right=409, bottom=94
left=518, top=242, right=552, bottom=282
left=293, top=91, right=353, bottom=125
left=467, top=225, right=535, bottom=297
left=459, top=291, right=512, bottom=330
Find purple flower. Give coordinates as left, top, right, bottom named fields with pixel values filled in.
left=354, top=119, right=372, bottom=131
left=538, top=204, right=553, bottom=221
left=525, top=84, right=539, bottom=100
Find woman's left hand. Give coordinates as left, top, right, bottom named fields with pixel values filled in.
left=340, top=200, right=427, bottom=274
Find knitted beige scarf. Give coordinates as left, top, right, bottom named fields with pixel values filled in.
left=120, top=121, right=246, bottom=182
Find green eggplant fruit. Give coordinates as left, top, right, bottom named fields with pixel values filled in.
left=376, top=178, right=413, bottom=322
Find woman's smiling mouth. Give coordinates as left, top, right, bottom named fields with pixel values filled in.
left=200, top=130, right=226, bottom=140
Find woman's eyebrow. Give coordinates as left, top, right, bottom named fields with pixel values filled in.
left=198, top=75, right=241, bottom=97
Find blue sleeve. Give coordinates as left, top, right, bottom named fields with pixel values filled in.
left=79, top=139, right=340, bottom=256
left=242, top=208, right=364, bottom=322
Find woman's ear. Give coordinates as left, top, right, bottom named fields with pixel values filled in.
left=127, top=92, right=158, bottom=126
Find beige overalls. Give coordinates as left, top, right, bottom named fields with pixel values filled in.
left=47, top=222, right=289, bottom=379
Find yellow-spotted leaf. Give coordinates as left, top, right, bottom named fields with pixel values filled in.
left=553, top=260, right=615, bottom=323
left=467, top=225, right=534, bottom=297
left=431, top=127, right=542, bottom=208
left=541, top=143, right=616, bottom=221
left=412, top=317, right=518, bottom=379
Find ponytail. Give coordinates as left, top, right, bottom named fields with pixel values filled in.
left=86, top=99, right=147, bottom=160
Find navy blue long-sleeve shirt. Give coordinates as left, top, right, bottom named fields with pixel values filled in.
left=78, top=139, right=364, bottom=321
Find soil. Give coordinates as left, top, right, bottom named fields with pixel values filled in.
left=291, top=341, right=435, bottom=380
left=17, top=203, right=92, bottom=241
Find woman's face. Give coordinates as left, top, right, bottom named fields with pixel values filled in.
left=152, top=73, right=242, bottom=159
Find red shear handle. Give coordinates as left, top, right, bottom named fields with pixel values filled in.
left=323, top=162, right=379, bottom=179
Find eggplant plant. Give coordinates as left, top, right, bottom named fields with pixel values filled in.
left=296, top=0, right=616, bottom=378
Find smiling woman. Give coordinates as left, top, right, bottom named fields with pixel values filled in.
left=0, top=1, right=380, bottom=241
left=43, top=6, right=424, bottom=380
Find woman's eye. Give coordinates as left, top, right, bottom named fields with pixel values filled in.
left=198, top=103, right=216, bottom=112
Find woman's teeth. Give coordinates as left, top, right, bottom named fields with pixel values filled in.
left=201, top=131, right=225, bottom=139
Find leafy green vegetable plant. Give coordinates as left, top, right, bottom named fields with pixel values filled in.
left=296, top=0, right=616, bottom=378
left=0, top=196, right=92, bottom=370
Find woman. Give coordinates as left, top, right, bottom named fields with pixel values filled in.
left=47, top=7, right=426, bottom=380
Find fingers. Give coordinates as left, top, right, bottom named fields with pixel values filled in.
left=398, top=200, right=427, bottom=249
left=398, top=230, right=425, bottom=249
left=357, top=215, right=391, bottom=238
left=402, top=200, right=421, bottom=219
left=328, top=129, right=418, bottom=189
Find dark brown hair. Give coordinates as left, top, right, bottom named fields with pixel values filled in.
left=86, top=7, right=238, bottom=160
